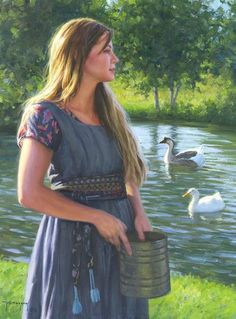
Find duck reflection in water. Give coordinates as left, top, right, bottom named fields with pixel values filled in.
left=163, top=162, right=200, bottom=181
left=188, top=209, right=223, bottom=222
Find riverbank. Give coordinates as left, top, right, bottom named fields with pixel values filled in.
left=111, top=76, right=236, bottom=128
left=0, top=260, right=235, bottom=319
left=1, top=76, right=236, bottom=132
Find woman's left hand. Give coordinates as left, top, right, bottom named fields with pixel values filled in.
left=125, top=180, right=152, bottom=241
left=134, top=213, right=153, bottom=241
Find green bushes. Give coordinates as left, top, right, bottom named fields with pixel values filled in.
left=1, top=76, right=236, bottom=131
left=111, top=78, right=236, bottom=127
left=173, top=91, right=236, bottom=126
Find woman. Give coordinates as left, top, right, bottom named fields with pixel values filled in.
left=17, top=18, right=152, bottom=319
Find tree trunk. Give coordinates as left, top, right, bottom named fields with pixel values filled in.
left=173, top=81, right=181, bottom=107
left=169, top=75, right=175, bottom=110
left=169, top=78, right=181, bottom=109
left=153, top=86, right=160, bottom=112
left=35, top=0, right=43, bottom=11
left=170, top=87, right=174, bottom=110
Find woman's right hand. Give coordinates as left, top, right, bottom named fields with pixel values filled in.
left=93, top=211, right=132, bottom=256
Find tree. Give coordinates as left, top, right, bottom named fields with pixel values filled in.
left=110, top=0, right=218, bottom=110
left=210, top=1, right=236, bottom=84
left=0, top=0, right=108, bottom=129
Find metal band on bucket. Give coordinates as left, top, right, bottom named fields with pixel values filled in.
left=119, top=229, right=171, bottom=298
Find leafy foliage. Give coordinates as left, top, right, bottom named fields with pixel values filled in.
left=110, top=0, right=220, bottom=109
left=0, top=0, right=108, bottom=130
left=0, top=0, right=235, bottom=129
left=210, top=1, right=236, bottom=84
left=112, top=75, right=236, bottom=126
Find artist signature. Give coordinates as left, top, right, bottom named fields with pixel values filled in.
left=2, top=300, right=28, bottom=312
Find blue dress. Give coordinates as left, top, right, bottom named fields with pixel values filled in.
left=18, top=102, right=149, bottom=319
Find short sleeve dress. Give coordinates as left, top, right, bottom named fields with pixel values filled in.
left=18, top=102, right=149, bottom=319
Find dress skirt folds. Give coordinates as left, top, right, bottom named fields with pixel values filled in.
left=20, top=102, right=149, bottom=319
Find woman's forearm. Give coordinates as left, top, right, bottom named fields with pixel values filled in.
left=17, top=138, right=103, bottom=224
left=126, top=180, right=152, bottom=239
left=19, top=183, right=103, bottom=224
left=126, top=180, right=146, bottom=217
left=18, top=180, right=132, bottom=254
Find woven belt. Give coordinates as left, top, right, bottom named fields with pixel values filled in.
left=51, top=173, right=127, bottom=201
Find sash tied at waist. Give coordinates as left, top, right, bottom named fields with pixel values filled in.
left=51, top=172, right=127, bottom=202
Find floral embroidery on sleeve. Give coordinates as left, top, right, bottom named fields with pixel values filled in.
left=17, top=104, right=62, bottom=151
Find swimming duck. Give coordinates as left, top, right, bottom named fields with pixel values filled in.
left=159, top=137, right=204, bottom=167
left=183, top=188, right=225, bottom=213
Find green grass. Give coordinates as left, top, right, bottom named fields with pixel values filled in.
left=0, top=260, right=236, bottom=319
left=111, top=76, right=236, bottom=126
left=111, top=80, right=157, bottom=119
left=149, top=274, right=236, bottom=319
left=0, top=260, right=27, bottom=319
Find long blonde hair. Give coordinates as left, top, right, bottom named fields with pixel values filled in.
left=18, top=18, right=147, bottom=186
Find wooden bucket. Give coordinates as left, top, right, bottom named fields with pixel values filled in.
left=120, top=229, right=171, bottom=298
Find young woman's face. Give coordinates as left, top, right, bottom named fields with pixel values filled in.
left=83, top=33, right=119, bottom=84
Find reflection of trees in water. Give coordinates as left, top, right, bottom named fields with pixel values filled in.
left=149, top=125, right=159, bottom=157
left=166, top=126, right=179, bottom=145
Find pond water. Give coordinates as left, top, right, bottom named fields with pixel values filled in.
left=0, top=121, right=236, bottom=285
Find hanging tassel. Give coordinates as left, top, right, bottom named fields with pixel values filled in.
left=89, top=268, right=100, bottom=303
left=72, top=285, right=82, bottom=315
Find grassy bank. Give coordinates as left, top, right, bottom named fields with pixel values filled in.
left=111, top=76, right=236, bottom=127
left=0, top=260, right=236, bottom=319
left=0, top=260, right=27, bottom=319
left=1, top=76, right=236, bottom=132
left=149, top=275, right=236, bottom=319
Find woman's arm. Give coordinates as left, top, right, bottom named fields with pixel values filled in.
left=18, top=138, right=131, bottom=254
left=126, top=180, right=152, bottom=240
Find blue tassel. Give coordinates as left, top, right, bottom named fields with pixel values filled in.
left=90, top=287, right=100, bottom=303
left=72, top=286, right=82, bottom=315
left=89, top=268, right=100, bottom=303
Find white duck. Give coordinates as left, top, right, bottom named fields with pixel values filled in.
left=159, top=137, right=204, bottom=168
left=183, top=188, right=225, bottom=213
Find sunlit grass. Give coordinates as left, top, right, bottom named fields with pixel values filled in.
left=0, top=260, right=235, bottom=319
left=111, top=80, right=156, bottom=118
left=112, top=75, right=229, bottom=108
left=149, top=274, right=236, bottom=319
left=0, top=260, right=27, bottom=319
left=111, top=76, right=236, bottom=126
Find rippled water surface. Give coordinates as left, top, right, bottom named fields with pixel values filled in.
left=1, top=121, right=236, bottom=285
